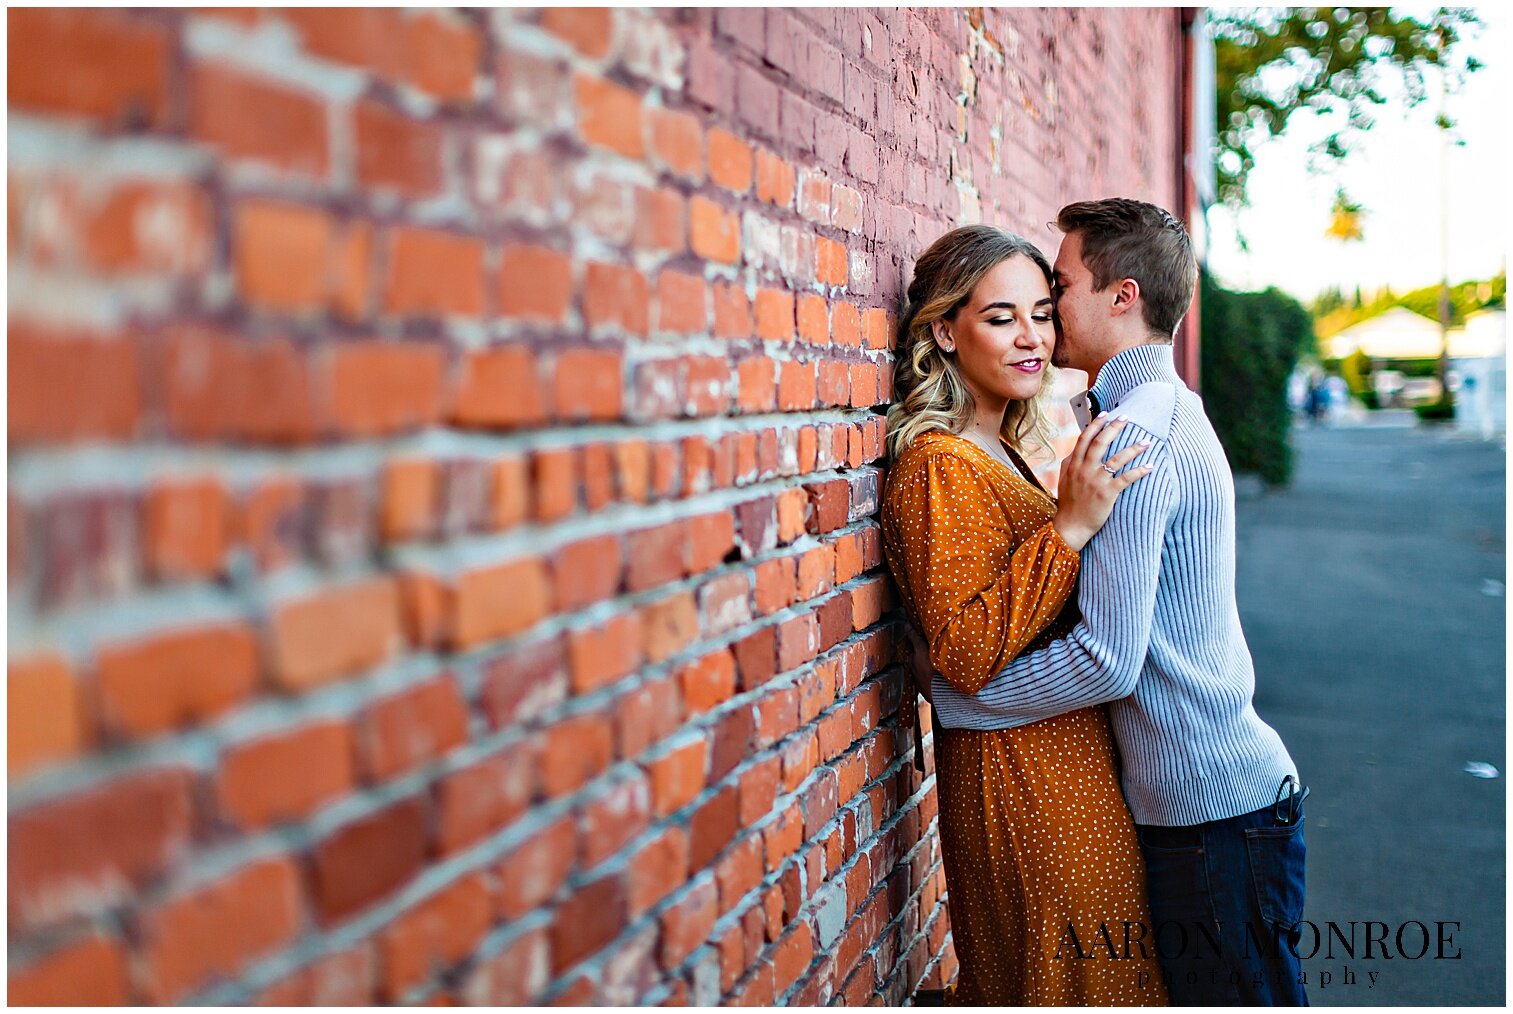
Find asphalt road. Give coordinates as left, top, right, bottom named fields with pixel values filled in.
left=1235, top=420, right=1506, bottom=1006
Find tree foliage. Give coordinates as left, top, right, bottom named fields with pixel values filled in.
left=1211, top=7, right=1482, bottom=212
left=1312, top=271, right=1506, bottom=339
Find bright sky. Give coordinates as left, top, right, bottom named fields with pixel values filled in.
left=1206, top=7, right=1509, bottom=304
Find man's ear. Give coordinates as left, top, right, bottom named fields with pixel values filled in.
left=1110, top=278, right=1141, bottom=318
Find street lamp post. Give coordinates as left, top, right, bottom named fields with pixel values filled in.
left=1435, top=49, right=1453, bottom=405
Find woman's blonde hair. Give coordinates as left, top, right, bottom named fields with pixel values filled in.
left=886, top=225, right=1058, bottom=461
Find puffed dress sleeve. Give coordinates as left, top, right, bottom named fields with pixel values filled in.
left=886, top=451, right=1081, bottom=696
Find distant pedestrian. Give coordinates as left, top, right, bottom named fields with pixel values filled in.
left=1305, top=372, right=1327, bottom=424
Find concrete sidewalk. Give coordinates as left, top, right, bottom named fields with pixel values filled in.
left=1235, top=422, right=1505, bottom=1005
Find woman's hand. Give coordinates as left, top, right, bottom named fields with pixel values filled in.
left=1052, top=414, right=1153, bottom=551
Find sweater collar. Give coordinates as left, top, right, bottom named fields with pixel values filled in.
left=1089, top=343, right=1182, bottom=408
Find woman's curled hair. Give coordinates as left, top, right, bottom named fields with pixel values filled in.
left=886, top=225, right=1058, bottom=461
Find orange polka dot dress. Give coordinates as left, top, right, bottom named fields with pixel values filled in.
left=882, top=431, right=1167, bottom=1006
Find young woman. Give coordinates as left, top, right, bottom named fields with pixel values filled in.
left=881, top=225, right=1166, bottom=1005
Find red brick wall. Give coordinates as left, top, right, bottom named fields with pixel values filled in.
left=7, top=8, right=1185, bottom=1005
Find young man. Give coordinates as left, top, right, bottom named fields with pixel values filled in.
left=917, top=198, right=1308, bottom=1005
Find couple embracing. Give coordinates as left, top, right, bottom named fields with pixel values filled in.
left=881, top=199, right=1309, bottom=1007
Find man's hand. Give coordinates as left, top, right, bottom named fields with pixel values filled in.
left=903, top=622, right=935, bottom=705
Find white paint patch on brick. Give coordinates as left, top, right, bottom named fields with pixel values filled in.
left=741, top=209, right=782, bottom=274
left=183, top=16, right=368, bottom=100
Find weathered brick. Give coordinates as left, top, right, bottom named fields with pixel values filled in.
left=461, top=926, right=550, bottom=1005
left=778, top=360, right=817, bottom=410
left=356, top=100, right=445, bottom=196
left=551, top=872, right=627, bottom=973
left=816, top=236, right=848, bottom=286
left=496, top=813, right=576, bottom=918
left=831, top=301, right=862, bottom=346
left=654, top=269, right=708, bottom=335
left=659, top=875, right=718, bottom=970
left=737, top=358, right=777, bottom=413
left=403, top=11, right=483, bottom=101
left=577, top=770, right=653, bottom=868
left=331, top=343, right=447, bottom=437
left=8, top=324, right=142, bottom=444
left=763, top=804, right=805, bottom=874
left=451, top=557, right=551, bottom=649
left=376, top=877, right=493, bottom=1002
left=189, top=63, right=328, bottom=176
left=554, top=347, right=624, bottom=422
left=711, top=705, right=757, bottom=783
left=499, top=244, right=573, bottom=323
left=733, top=625, right=778, bottom=691
left=754, top=288, right=795, bottom=342
left=218, top=720, right=354, bottom=829
left=9, top=9, right=172, bottom=128
left=83, top=181, right=213, bottom=277
left=553, top=533, right=622, bottom=612
left=707, top=127, right=753, bottom=193
left=796, top=294, right=829, bottom=345
left=162, top=328, right=321, bottom=445
left=357, top=675, right=469, bottom=782
left=141, top=477, right=232, bottom=582
left=385, top=226, right=485, bottom=317
left=676, top=648, right=736, bottom=716
left=140, top=857, right=302, bottom=1003
left=689, top=195, right=739, bottom=264
left=568, top=612, right=642, bottom=692
left=270, top=578, right=401, bottom=691
left=689, top=784, right=740, bottom=873
left=540, top=710, right=614, bottom=798
left=311, top=796, right=429, bottom=924
left=755, top=147, right=796, bottom=207
left=698, top=571, right=752, bottom=636
left=7, top=933, right=130, bottom=1005
left=613, top=674, right=682, bottom=759
left=754, top=556, right=797, bottom=616
left=453, top=346, right=548, bottom=429
left=532, top=446, right=580, bottom=521
left=648, top=107, right=704, bottom=181
left=798, top=170, right=831, bottom=223
left=8, top=653, right=88, bottom=777
left=253, top=945, right=374, bottom=1006
left=575, top=74, right=644, bottom=158
left=9, top=767, right=194, bottom=929
left=628, top=825, right=690, bottom=917
left=805, top=479, right=850, bottom=534
left=641, top=590, right=699, bottom=664
left=625, top=520, right=686, bottom=591
left=434, top=744, right=533, bottom=855
left=632, top=188, right=686, bottom=255
left=583, top=261, right=650, bottom=335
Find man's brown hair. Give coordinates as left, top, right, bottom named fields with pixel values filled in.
left=1056, top=198, right=1198, bottom=338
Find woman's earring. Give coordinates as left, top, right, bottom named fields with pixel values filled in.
left=933, top=321, right=953, bottom=353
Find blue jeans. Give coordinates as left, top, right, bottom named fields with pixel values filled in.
left=1136, top=798, right=1309, bottom=1006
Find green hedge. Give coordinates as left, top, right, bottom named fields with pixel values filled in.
left=1199, top=273, right=1315, bottom=486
